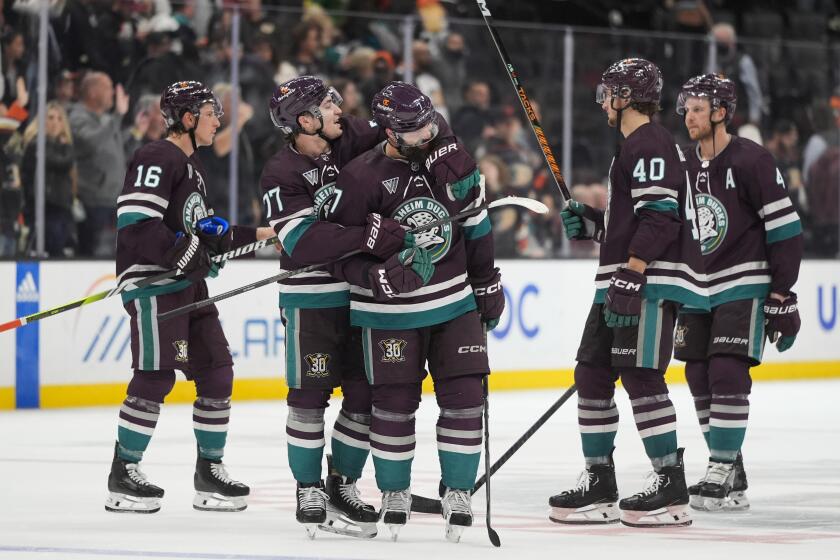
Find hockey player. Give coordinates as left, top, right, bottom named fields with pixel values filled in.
left=261, top=76, right=412, bottom=538
left=326, top=81, right=505, bottom=542
left=107, top=81, right=274, bottom=513
left=549, top=59, right=708, bottom=528
left=675, top=73, right=802, bottom=511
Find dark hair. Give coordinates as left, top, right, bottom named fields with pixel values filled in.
left=772, top=119, right=795, bottom=135
left=630, top=101, right=660, bottom=116
left=292, top=21, right=321, bottom=53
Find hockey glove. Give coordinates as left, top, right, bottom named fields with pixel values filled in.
left=561, top=200, right=605, bottom=242
left=362, top=213, right=414, bottom=260
left=425, top=138, right=481, bottom=200
left=195, top=216, right=233, bottom=256
left=163, top=233, right=213, bottom=282
left=604, top=267, right=646, bottom=328
left=368, top=247, right=434, bottom=301
left=764, top=292, right=800, bottom=352
left=472, top=268, right=505, bottom=330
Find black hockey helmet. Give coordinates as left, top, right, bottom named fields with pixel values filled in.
left=269, top=75, right=343, bottom=135
left=596, top=58, right=663, bottom=108
left=160, top=80, right=222, bottom=130
left=677, top=73, right=737, bottom=124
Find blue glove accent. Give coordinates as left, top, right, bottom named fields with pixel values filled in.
left=196, top=216, right=230, bottom=237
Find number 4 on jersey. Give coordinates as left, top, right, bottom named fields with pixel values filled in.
left=632, top=158, right=665, bottom=183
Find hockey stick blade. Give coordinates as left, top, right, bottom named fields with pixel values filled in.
left=488, top=196, right=548, bottom=214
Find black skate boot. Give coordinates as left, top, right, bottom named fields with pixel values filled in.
left=619, top=448, right=691, bottom=528
left=380, top=489, right=412, bottom=541
left=441, top=487, right=473, bottom=543
left=688, top=461, right=710, bottom=510
left=105, top=442, right=164, bottom=514
left=724, top=452, right=749, bottom=511
left=549, top=451, right=619, bottom=524
left=297, top=481, right=328, bottom=540
left=320, top=473, right=378, bottom=539
left=193, top=453, right=249, bottom=512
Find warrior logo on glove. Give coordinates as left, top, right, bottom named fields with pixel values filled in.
left=393, top=197, right=452, bottom=262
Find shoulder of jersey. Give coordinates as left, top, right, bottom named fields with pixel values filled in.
left=135, top=139, right=186, bottom=166
left=263, top=146, right=312, bottom=183
left=731, top=135, right=771, bottom=158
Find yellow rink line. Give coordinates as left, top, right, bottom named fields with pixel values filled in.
left=1, top=360, right=839, bottom=410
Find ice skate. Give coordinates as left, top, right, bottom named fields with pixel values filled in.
left=380, top=489, right=412, bottom=541
left=724, top=453, right=750, bottom=511
left=297, top=482, right=328, bottom=539
left=105, top=442, right=164, bottom=514
left=319, top=473, right=378, bottom=539
left=441, top=487, right=473, bottom=543
left=549, top=453, right=619, bottom=524
left=619, top=448, right=692, bottom=528
left=193, top=455, right=250, bottom=512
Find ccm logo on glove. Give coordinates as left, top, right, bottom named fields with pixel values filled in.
left=610, top=276, right=643, bottom=292
left=424, top=142, right=458, bottom=171
left=474, top=280, right=502, bottom=296
left=365, top=213, right=382, bottom=250
left=376, top=269, right=395, bottom=298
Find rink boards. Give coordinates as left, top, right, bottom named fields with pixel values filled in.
left=1, top=259, right=838, bottom=409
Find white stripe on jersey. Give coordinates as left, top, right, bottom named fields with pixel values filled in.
left=117, top=205, right=164, bottom=219
left=764, top=212, right=800, bottom=232
left=630, top=186, right=679, bottom=199
left=706, top=261, right=768, bottom=281
left=278, top=216, right=307, bottom=244
left=277, top=282, right=349, bottom=294
left=350, top=273, right=468, bottom=299
left=352, top=285, right=472, bottom=313
left=463, top=210, right=488, bottom=228
left=117, top=192, right=169, bottom=210
left=757, top=197, right=792, bottom=218
left=708, top=274, right=772, bottom=295
left=279, top=269, right=333, bottom=279
left=115, top=264, right=168, bottom=285
left=270, top=207, right=313, bottom=229
left=633, top=197, right=678, bottom=213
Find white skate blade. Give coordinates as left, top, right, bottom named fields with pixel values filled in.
left=689, top=494, right=704, bottom=510
left=192, top=491, right=247, bottom=512
left=723, top=491, right=750, bottom=511
left=304, top=523, right=318, bottom=540
left=318, top=505, right=377, bottom=539
left=387, top=523, right=403, bottom=542
left=105, top=492, right=160, bottom=514
left=549, top=502, right=619, bottom=525
left=445, top=523, right=465, bottom=543
left=620, top=504, right=692, bottom=528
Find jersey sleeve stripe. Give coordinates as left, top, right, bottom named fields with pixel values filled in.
left=117, top=211, right=161, bottom=229
left=350, top=273, right=468, bottom=299
left=757, top=197, right=792, bottom=218
left=117, top=205, right=164, bottom=219
left=630, top=186, right=679, bottom=199
left=463, top=216, right=491, bottom=239
left=633, top=198, right=678, bottom=214
left=117, top=192, right=169, bottom=210
left=278, top=215, right=315, bottom=256
left=270, top=207, right=313, bottom=230
left=766, top=220, right=803, bottom=244
left=705, top=260, right=769, bottom=281
left=764, top=212, right=800, bottom=232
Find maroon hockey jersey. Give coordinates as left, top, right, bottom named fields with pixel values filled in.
left=685, top=136, right=803, bottom=306
left=595, top=122, right=709, bottom=310
left=259, top=115, right=385, bottom=308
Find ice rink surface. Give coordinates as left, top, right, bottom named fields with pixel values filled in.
left=1, top=380, right=838, bottom=560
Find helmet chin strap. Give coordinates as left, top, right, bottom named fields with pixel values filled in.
left=611, top=96, right=625, bottom=157
left=709, top=106, right=726, bottom=160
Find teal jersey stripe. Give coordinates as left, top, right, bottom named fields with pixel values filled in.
left=594, top=285, right=710, bottom=310
left=635, top=199, right=679, bottom=215
left=450, top=169, right=481, bottom=197
left=138, top=297, right=155, bottom=370
left=766, top=220, right=802, bottom=244
left=284, top=308, right=299, bottom=389
left=282, top=215, right=316, bottom=256
left=750, top=298, right=765, bottom=363
left=351, top=294, right=477, bottom=329
left=121, top=279, right=191, bottom=304
left=438, top=449, right=481, bottom=491
left=709, top=283, right=770, bottom=308
left=641, top=299, right=661, bottom=369
left=278, top=290, right=350, bottom=309
left=117, top=212, right=155, bottom=229
left=463, top=216, right=491, bottom=240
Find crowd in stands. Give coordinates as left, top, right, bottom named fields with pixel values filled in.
left=0, top=0, right=837, bottom=259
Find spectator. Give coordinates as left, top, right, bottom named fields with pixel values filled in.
left=201, top=82, right=260, bottom=226
left=360, top=49, right=396, bottom=104
left=805, top=111, right=840, bottom=257
left=1, top=29, right=25, bottom=108
left=430, top=31, right=467, bottom=114
left=69, top=71, right=127, bottom=257
left=52, top=70, right=79, bottom=109
left=0, top=119, right=22, bottom=257
left=451, top=80, right=496, bottom=155
left=478, top=154, right=517, bottom=257
left=21, top=101, right=77, bottom=257
left=765, top=119, right=806, bottom=212
left=411, top=39, right=448, bottom=121
left=709, top=23, right=764, bottom=127
left=803, top=94, right=838, bottom=184
left=331, top=77, right=368, bottom=119
left=123, top=94, right=166, bottom=160
left=276, top=21, right=323, bottom=83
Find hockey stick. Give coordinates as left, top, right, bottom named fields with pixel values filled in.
left=157, top=196, right=548, bottom=322
left=0, top=236, right=280, bottom=334
left=411, top=384, right=578, bottom=514
left=481, top=327, right=501, bottom=547
left=475, top=0, right=572, bottom=203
